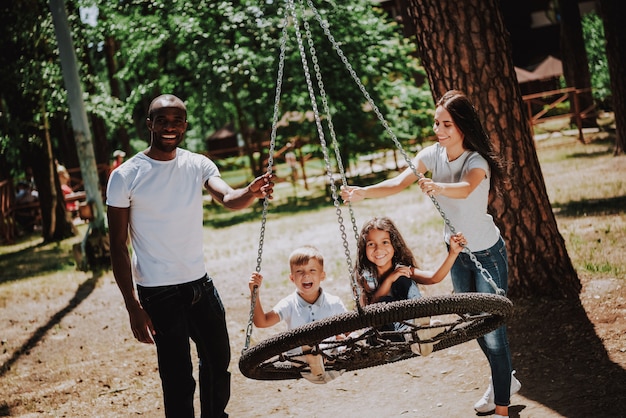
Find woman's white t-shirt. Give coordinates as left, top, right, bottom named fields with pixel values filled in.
left=417, top=143, right=500, bottom=251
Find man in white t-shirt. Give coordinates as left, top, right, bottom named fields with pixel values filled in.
left=107, top=94, right=273, bottom=418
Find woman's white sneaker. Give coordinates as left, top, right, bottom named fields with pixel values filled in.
left=474, top=370, right=521, bottom=413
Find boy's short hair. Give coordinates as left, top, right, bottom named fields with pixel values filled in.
left=289, top=245, right=324, bottom=269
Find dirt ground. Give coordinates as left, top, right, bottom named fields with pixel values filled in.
left=1, top=270, right=625, bottom=418
left=1, top=192, right=625, bottom=417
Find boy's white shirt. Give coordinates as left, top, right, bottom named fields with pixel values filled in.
left=273, top=287, right=347, bottom=331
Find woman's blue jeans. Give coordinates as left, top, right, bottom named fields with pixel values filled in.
left=450, top=236, right=513, bottom=407
left=138, top=275, right=231, bottom=417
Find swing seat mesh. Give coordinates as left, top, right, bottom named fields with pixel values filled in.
left=239, top=293, right=512, bottom=380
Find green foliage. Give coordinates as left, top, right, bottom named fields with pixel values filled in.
left=1, top=0, right=433, bottom=179
left=582, top=11, right=611, bottom=109
left=0, top=0, right=67, bottom=176
left=543, top=101, right=571, bottom=118
left=89, top=0, right=433, bottom=155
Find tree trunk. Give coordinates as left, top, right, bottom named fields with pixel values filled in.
left=36, top=90, right=76, bottom=242
left=49, top=0, right=105, bottom=225
left=405, top=0, right=580, bottom=298
left=598, top=0, right=626, bottom=155
left=29, top=147, right=75, bottom=243
left=231, top=84, right=260, bottom=178
left=557, top=0, right=597, bottom=129
left=49, top=0, right=108, bottom=270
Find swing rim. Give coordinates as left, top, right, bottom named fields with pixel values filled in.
left=239, top=292, right=512, bottom=381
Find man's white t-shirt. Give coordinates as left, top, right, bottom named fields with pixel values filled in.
left=106, top=148, right=219, bottom=286
left=417, top=143, right=499, bottom=251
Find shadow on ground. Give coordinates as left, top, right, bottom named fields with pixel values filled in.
left=0, top=271, right=103, bottom=377
left=0, top=240, right=75, bottom=284
left=553, top=195, right=626, bottom=217
left=507, top=297, right=626, bottom=418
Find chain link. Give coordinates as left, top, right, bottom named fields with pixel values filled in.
left=299, top=2, right=362, bottom=308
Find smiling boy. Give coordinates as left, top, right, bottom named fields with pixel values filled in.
left=247, top=246, right=347, bottom=383
left=248, top=246, right=346, bottom=330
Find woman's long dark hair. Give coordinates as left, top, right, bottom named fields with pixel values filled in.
left=437, top=90, right=506, bottom=193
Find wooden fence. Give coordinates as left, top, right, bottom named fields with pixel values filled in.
left=522, top=87, right=596, bottom=142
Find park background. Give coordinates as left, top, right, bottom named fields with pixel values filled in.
left=1, top=0, right=625, bottom=417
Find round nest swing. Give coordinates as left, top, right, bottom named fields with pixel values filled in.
left=240, top=294, right=511, bottom=380
left=239, top=0, right=513, bottom=382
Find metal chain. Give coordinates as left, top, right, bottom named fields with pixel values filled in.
left=243, top=4, right=289, bottom=353
left=298, top=0, right=363, bottom=308
left=306, top=0, right=503, bottom=295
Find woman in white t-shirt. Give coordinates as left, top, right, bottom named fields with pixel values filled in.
left=341, top=90, right=519, bottom=418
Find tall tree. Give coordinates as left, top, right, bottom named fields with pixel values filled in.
left=50, top=0, right=108, bottom=269
left=556, top=0, right=597, bottom=129
left=405, top=0, right=580, bottom=298
left=597, top=0, right=626, bottom=155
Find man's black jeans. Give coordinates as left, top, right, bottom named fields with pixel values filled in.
left=138, top=275, right=231, bottom=417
